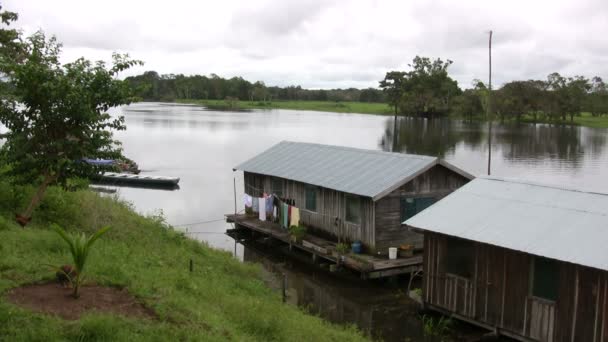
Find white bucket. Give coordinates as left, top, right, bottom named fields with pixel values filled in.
left=389, top=247, right=398, bottom=260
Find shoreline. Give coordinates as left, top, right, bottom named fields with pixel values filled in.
left=172, top=99, right=608, bottom=129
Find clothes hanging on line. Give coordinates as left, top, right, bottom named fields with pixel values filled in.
left=243, top=194, right=253, bottom=208
left=265, top=195, right=273, bottom=214
left=252, top=197, right=259, bottom=213
left=282, top=202, right=289, bottom=228
left=290, top=206, right=300, bottom=227
left=259, top=197, right=266, bottom=221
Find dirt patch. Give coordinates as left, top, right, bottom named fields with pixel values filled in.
left=6, top=282, right=157, bottom=320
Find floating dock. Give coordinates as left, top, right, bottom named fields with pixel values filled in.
left=226, top=214, right=422, bottom=279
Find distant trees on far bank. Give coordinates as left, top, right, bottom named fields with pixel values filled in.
left=125, top=71, right=386, bottom=103
left=127, top=60, right=608, bottom=124
left=381, top=56, right=608, bottom=123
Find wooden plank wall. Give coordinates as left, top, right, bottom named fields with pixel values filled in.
left=244, top=172, right=375, bottom=249
left=374, top=165, right=470, bottom=252
left=423, top=232, right=608, bottom=342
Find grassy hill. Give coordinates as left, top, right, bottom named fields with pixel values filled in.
left=0, top=181, right=367, bottom=341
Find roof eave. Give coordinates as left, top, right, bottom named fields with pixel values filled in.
left=438, top=159, right=475, bottom=180
left=371, top=158, right=438, bottom=201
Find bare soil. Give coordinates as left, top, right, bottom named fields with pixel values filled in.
left=6, top=282, right=156, bottom=320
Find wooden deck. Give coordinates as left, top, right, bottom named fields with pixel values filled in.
left=226, top=214, right=422, bottom=279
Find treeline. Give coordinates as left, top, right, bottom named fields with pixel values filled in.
left=381, top=56, right=608, bottom=123
left=125, top=71, right=386, bottom=103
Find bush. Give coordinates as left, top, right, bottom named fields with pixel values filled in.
left=288, top=225, right=306, bottom=242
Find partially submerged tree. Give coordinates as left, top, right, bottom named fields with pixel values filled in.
left=0, top=31, right=142, bottom=225
left=380, top=56, right=460, bottom=118
left=379, top=71, right=406, bottom=115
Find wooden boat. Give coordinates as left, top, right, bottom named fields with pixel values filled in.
left=98, top=172, right=180, bottom=186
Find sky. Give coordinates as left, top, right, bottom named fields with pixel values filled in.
left=4, top=0, right=608, bottom=89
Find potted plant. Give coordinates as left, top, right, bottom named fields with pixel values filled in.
left=335, top=242, right=350, bottom=261
left=288, top=225, right=306, bottom=243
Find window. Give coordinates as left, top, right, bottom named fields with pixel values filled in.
left=531, top=257, right=558, bottom=301
left=305, top=185, right=317, bottom=212
left=271, top=178, right=284, bottom=196
left=345, top=195, right=361, bottom=224
left=446, top=238, right=474, bottom=278
left=400, top=197, right=436, bottom=222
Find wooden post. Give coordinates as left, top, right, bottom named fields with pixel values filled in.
left=594, top=274, right=601, bottom=342
left=500, top=252, right=507, bottom=327
left=487, top=30, right=493, bottom=176
left=571, top=268, right=579, bottom=342
left=601, top=278, right=606, bottom=342
left=282, top=274, right=287, bottom=303
left=233, top=177, right=237, bottom=214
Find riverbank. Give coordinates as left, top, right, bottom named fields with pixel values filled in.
left=176, top=99, right=394, bottom=115
left=178, top=99, right=608, bottom=128
left=449, top=112, right=608, bottom=129
left=0, top=181, right=366, bottom=341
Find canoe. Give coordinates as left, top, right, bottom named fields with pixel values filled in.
left=98, top=172, right=180, bottom=186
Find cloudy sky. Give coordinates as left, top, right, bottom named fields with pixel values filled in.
left=5, top=0, right=608, bottom=89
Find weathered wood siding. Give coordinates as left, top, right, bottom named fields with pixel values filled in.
left=244, top=172, right=375, bottom=249
left=423, top=232, right=608, bottom=342
left=374, top=165, right=470, bottom=252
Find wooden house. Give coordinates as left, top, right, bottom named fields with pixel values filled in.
left=233, top=141, right=473, bottom=254
left=405, top=177, right=608, bottom=342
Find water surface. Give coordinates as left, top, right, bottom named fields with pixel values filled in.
left=110, top=102, right=608, bottom=340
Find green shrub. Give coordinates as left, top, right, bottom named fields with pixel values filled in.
left=288, top=225, right=306, bottom=242
left=336, top=243, right=350, bottom=254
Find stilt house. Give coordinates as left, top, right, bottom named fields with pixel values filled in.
left=405, top=177, right=608, bottom=342
left=234, top=141, right=473, bottom=254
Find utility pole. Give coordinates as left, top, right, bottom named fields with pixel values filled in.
left=487, top=30, right=493, bottom=176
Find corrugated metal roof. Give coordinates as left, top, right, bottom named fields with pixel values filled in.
left=234, top=141, right=472, bottom=201
left=405, top=177, right=608, bottom=271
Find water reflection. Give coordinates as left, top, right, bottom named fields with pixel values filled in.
left=380, top=116, right=608, bottom=190
left=110, top=103, right=608, bottom=249
left=241, top=241, right=426, bottom=341
left=381, top=117, right=485, bottom=157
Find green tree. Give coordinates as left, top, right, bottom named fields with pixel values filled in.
left=401, top=56, right=460, bottom=118
left=587, top=77, right=608, bottom=117
left=53, top=225, right=111, bottom=298
left=452, top=89, right=483, bottom=121
left=380, top=57, right=460, bottom=118
left=379, top=71, right=406, bottom=115
left=0, top=31, right=141, bottom=225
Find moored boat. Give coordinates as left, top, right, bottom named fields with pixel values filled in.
left=98, top=172, right=180, bottom=186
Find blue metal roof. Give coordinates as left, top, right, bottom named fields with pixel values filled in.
left=234, top=141, right=472, bottom=201
left=405, top=177, right=608, bottom=271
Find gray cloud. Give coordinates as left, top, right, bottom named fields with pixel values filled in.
left=4, top=0, right=608, bottom=89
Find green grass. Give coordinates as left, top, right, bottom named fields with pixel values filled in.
left=453, top=112, right=608, bottom=129
left=176, top=99, right=393, bottom=115
left=517, top=112, right=608, bottom=128
left=0, top=181, right=367, bottom=341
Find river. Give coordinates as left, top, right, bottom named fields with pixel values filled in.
left=110, top=102, right=608, bottom=340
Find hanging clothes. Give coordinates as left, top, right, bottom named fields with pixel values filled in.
left=252, top=197, right=259, bottom=213
left=243, top=194, right=253, bottom=208
left=290, top=206, right=300, bottom=227
left=265, top=195, right=273, bottom=214
left=259, top=197, right=266, bottom=221
left=282, top=202, right=289, bottom=228
left=288, top=206, right=292, bottom=227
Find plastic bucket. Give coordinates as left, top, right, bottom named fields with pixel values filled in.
left=389, top=247, right=398, bottom=260
left=351, top=241, right=362, bottom=254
